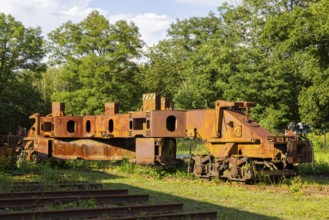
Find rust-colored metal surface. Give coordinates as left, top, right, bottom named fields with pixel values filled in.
left=149, top=110, right=186, bottom=137
left=52, top=138, right=135, bottom=160
left=0, top=194, right=149, bottom=208
left=23, top=92, right=314, bottom=181
left=135, top=138, right=156, bottom=164
left=0, top=189, right=128, bottom=198
left=0, top=182, right=217, bottom=220
left=12, top=182, right=103, bottom=191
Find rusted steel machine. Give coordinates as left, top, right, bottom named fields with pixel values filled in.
left=22, top=93, right=313, bottom=181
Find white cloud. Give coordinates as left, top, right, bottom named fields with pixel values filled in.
left=0, top=0, right=172, bottom=46
left=176, top=0, right=241, bottom=6
left=109, top=13, right=173, bottom=46
left=0, top=0, right=107, bottom=36
left=176, top=0, right=222, bottom=6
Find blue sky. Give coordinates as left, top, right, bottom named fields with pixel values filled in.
left=0, top=0, right=238, bottom=46
left=89, top=0, right=220, bottom=19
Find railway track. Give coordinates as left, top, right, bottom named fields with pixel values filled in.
left=12, top=181, right=103, bottom=191
left=0, top=181, right=217, bottom=220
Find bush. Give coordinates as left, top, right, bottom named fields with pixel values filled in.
left=176, top=138, right=209, bottom=155
left=0, top=172, right=13, bottom=192
left=0, top=148, right=17, bottom=172
left=114, top=159, right=193, bottom=180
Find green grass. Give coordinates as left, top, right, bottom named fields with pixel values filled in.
left=0, top=133, right=328, bottom=219
left=0, top=158, right=328, bottom=219
left=176, top=138, right=210, bottom=155
left=8, top=165, right=329, bottom=220
left=103, top=176, right=328, bottom=220
left=298, top=133, right=329, bottom=176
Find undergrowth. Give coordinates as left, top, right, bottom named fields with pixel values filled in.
left=112, top=159, right=194, bottom=180
left=0, top=132, right=328, bottom=189
left=176, top=138, right=209, bottom=156
left=299, top=133, right=329, bottom=175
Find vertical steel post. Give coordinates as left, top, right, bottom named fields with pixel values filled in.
left=187, top=139, right=193, bottom=172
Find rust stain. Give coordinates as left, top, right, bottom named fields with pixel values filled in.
left=23, top=93, right=313, bottom=181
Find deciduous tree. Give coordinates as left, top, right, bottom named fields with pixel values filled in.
left=48, top=11, right=144, bottom=114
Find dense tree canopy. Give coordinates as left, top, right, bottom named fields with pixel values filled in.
left=141, top=0, right=328, bottom=132
left=47, top=11, right=144, bottom=114
left=0, top=13, right=45, bottom=133
left=1, top=0, right=328, bottom=133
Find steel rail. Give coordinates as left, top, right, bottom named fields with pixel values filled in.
left=0, top=189, right=128, bottom=198
left=107, top=211, right=218, bottom=220
left=12, top=181, right=99, bottom=185
left=0, top=194, right=149, bottom=208
left=12, top=183, right=103, bottom=191
left=0, top=203, right=184, bottom=220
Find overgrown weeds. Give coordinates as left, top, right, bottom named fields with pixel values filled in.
left=0, top=149, right=17, bottom=172
left=176, top=138, right=209, bottom=156
left=298, top=133, right=329, bottom=175
left=112, top=159, right=194, bottom=180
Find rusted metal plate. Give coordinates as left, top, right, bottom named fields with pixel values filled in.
left=23, top=92, right=314, bottom=176
left=142, top=93, right=161, bottom=111
left=53, top=116, right=83, bottom=138
left=129, top=111, right=148, bottom=137
left=34, top=137, right=52, bottom=159
left=287, top=140, right=313, bottom=163
left=40, top=116, right=53, bottom=137
left=52, top=102, right=65, bottom=116
left=223, top=110, right=273, bottom=141
left=105, top=102, right=119, bottom=115
left=82, top=116, right=96, bottom=138
left=52, top=139, right=135, bottom=160
left=135, top=138, right=155, bottom=164
left=186, top=109, right=217, bottom=139
left=149, top=111, right=186, bottom=137
left=94, top=114, right=130, bottom=138
left=161, top=97, right=171, bottom=110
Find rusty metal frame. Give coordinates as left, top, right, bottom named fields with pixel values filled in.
left=23, top=93, right=314, bottom=178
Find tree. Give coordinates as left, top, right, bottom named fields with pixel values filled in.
left=216, top=2, right=295, bottom=131
left=142, top=13, right=225, bottom=109
left=142, top=0, right=325, bottom=132
left=48, top=11, right=144, bottom=114
left=0, top=13, right=45, bottom=133
left=260, top=0, right=329, bottom=128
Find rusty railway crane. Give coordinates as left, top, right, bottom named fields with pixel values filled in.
left=22, top=93, right=313, bottom=181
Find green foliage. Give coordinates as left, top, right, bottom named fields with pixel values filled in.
left=61, top=159, right=113, bottom=171
left=140, top=0, right=329, bottom=132
left=0, top=13, right=46, bottom=133
left=0, top=172, right=13, bottom=192
left=47, top=11, right=144, bottom=115
left=0, top=149, right=17, bottom=171
left=176, top=138, right=210, bottom=155
left=114, top=159, right=194, bottom=180
left=259, top=0, right=329, bottom=129
left=141, top=14, right=224, bottom=110
left=286, top=176, right=305, bottom=193
left=1, top=0, right=328, bottom=133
